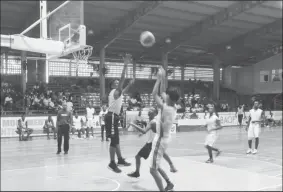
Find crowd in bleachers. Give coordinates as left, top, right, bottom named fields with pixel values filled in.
left=1, top=80, right=74, bottom=114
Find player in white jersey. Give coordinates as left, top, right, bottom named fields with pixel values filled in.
left=127, top=107, right=177, bottom=179
left=149, top=67, right=179, bottom=191
left=105, top=54, right=135, bottom=173
left=44, top=115, right=56, bottom=140
left=16, top=113, right=33, bottom=141
left=99, top=104, right=108, bottom=141
left=246, top=100, right=265, bottom=154
left=203, top=104, right=222, bottom=163
left=80, top=114, right=87, bottom=138
left=71, top=111, right=81, bottom=139
left=86, top=103, right=95, bottom=138
left=236, top=104, right=245, bottom=128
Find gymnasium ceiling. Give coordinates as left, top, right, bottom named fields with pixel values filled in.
left=1, top=1, right=282, bottom=68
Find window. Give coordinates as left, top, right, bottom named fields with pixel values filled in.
left=0, top=56, right=21, bottom=75
left=260, top=70, right=270, bottom=83
left=195, top=67, right=213, bottom=81
left=49, top=60, right=69, bottom=76
left=271, top=69, right=282, bottom=82
left=184, top=67, right=195, bottom=80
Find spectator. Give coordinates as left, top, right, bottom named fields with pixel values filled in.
left=16, top=113, right=33, bottom=141
left=44, top=115, right=56, bottom=140
left=4, top=94, right=13, bottom=110
left=190, top=109, right=199, bottom=119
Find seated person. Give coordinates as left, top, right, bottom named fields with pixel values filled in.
left=190, top=109, right=199, bottom=119
left=16, top=113, right=33, bottom=141
left=266, top=111, right=275, bottom=128
left=44, top=115, right=56, bottom=140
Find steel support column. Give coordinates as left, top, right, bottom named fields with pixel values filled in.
left=180, top=63, right=185, bottom=98
left=99, top=48, right=106, bottom=102
left=213, top=59, right=221, bottom=101
left=162, top=52, right=168, bottom=89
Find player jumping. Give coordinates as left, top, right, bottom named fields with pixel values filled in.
left=127, top=107, right=177, bottom=179
left=149, top=67, right=179, bottom=191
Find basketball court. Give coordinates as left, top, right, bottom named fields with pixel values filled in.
left=1, top=127, right=282, bottom=191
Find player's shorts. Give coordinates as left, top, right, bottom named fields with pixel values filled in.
left=105, top=112, right=120, bottom=147
left=248, top=123, right=261, bottom=138
left=137, top=142, right=152, bottom=159
left=87, top=119, right=93, bottom=128
left=204, top=132, right=218, bottom=147
left=149, top=137, right=169, bottom=170
left=238, top=114, right=243, bottom=124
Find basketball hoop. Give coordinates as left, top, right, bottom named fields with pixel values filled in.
left=72, top=45, right=93, bottom=74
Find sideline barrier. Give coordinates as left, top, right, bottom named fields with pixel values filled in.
left=1, top=111, right=281, bottom=138
left=126, top=111, right=282, bottom=132
left=1, top=115, right=105, bottom=138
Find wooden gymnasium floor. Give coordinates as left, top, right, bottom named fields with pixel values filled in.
left=1, top=126, right=282, bottom=191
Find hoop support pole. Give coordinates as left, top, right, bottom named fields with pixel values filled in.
left=21, top=1, right=70, bottom=36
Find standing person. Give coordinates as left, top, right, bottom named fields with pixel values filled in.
left=236, top=104, right=245, bottom=128
left=203, top=105, right=222, bottom=163
left=127, top=107, right=177, bottom=179
left=79, top=114, right=88, bottom=139
left=71, top=111, right=81, bottom=139
left=99, top=104, right=108, bottom=141
left=56, top=102, right=72, bottom=155
left=246, top=100, right=265, bottom=154
left=149, top=67, right=179, bottom=191
left=44, top=115, right=56, bottom=140
left=105, top=53, right=135, bottom=173
left=86, top=103, right=95, bottom=138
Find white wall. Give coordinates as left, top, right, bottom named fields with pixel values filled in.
left=234, top=53, right=282, bottom=94
left=252, top=53, right=282, bottom=94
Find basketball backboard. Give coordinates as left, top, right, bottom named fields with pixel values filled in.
left=47, top=1, right=88, bottom=60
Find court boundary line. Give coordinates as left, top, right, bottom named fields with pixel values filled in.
left=256, top=184, right=282, bottom=191
left=171, top=148, right=282, bottom=169
left=46, top=174, right=120, bottom=191
left=1, top=133, right=281, bottom=152
left=172, top=156, right=282, bottom=190
left=2, top=154, right=281, bottom=191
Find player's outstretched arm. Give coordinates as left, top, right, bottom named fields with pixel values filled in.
left=152, top=68, right=164, bottom=109
left=118, top=53, right=132, bottom=91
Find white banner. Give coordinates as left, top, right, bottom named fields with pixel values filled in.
left=177, top=111, right=282, bottom=127
left=1, top=115, right=102, bottom=138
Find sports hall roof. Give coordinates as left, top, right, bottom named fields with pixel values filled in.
left=1, top=1, right=282, bottom=68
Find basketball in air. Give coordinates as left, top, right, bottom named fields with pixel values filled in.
left=140, top=31, right=155, bottom=47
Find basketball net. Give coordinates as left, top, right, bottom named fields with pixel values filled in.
left=72, top=45, right=93, bottom=76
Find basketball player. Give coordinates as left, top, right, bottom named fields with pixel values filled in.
left=80, top=114, right=87, bottom=139
left=86, top=103, right=95, bottom=138
left=72, top=111, right=81, bottom=139
left=105, top=53, right=135, bottom=173
left=99, top=104, right=108, bottom=141
left=44, top=115, right=56, bottom=140
left=16, top=113, right=33, bottom=141
left=203, top=104, right=222, bottom=163
left=246, top=100, right=265, bottom=154
left=127, top=107, right=177, bottom=179
left=56, top=102, right=72, bottom=155
left=236, top=104, right=245, bottom=128
left=149, top=67, right=179, bottom=191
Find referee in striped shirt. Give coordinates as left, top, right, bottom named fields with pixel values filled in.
left=56, top=102, right=73, bottom=155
